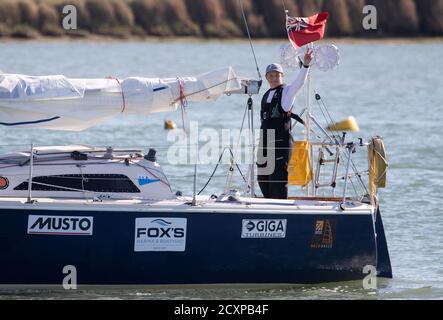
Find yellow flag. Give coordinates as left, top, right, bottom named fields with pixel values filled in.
left=288, top=140, right=313, bottom=186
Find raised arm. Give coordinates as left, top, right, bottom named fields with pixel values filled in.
left=281, top=48, right=314, bottom=112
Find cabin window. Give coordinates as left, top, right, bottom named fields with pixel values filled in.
left=14, top=174, right=140, bottom=193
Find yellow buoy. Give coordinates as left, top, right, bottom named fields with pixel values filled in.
left=164, top=119, right=176, bottom=130
left=327, top=116, right=360, bottom=132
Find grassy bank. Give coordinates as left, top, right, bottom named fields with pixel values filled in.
left=0, top=0, right=442, bottom=40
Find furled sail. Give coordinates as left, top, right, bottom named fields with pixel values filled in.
left=0, top=67, right=241, bottom=131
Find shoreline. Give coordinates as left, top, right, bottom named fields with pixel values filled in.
left=1, top=35, right=443, bottom=44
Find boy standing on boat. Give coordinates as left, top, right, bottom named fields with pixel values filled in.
left=257, top=49, right=313, bottom=199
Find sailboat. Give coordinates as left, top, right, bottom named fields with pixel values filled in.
left=0, top=9, right=392, bottom=288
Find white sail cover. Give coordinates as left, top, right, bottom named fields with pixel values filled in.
left=0, top=67, right=241, bottom=131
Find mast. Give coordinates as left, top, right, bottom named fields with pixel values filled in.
left=305, top=44, right=314, bottom=196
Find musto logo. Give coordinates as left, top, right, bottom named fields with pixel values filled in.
left=241, top=219, right=287, bottom=238
left=134, top=218, right=187, bottom=252
left=27, top=215, right=93, bottom=236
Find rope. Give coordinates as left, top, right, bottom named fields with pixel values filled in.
left=129, top=158, right=170, bottom=188
left=238, top=0, right=262, bottom=81
left=107, top=76, right=126, bottom=113
left=177, top=77, right=188, bottom=131
left=172, top=77, right=238, bottom=104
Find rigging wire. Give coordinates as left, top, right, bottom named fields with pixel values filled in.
left=238, top=0, right=262, bottom=81
left=281, top=0, right=287, bottom=12
left=198, top=147, right=249, bottom=195
left=170, top=1, right=264, bottom=196
left=224, top=100, right=249, bottom=192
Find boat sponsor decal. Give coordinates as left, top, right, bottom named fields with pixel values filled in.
left=27, top=215, right=93, bottom=236
left=310, top=219, right=335, bottom=249
left=138, top=176, right=160, bottom=186
left=241, top=219, right=287, bottom=238
left=0, top=176, right=9, bottom=190
left=134, top=218, right=187, bottom=252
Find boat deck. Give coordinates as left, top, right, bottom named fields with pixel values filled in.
left=0, top=195, right=374, bottom=215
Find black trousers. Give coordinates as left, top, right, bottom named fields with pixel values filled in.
left=258, top=158, right=288, bottom=199
left=257, top=134, right=292, bottom=199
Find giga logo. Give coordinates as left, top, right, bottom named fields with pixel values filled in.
left=27, top=215, right=93, bottom=235
left=241, top=219, right=287, bottom=238
left=134, top=218, right=187, bottom=252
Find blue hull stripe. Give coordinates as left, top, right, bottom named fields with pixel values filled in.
left=0, top=116, right=60, bottom=126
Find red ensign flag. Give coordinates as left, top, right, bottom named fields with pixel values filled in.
left=286, top=12, right=329, bottom=48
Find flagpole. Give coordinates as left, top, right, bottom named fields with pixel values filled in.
left=286, top=11, right=327, bottom=197
left=306, top=43, right=314, bottom=197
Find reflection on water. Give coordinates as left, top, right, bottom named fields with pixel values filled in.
left=0, top=279, right=440, bottom=300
